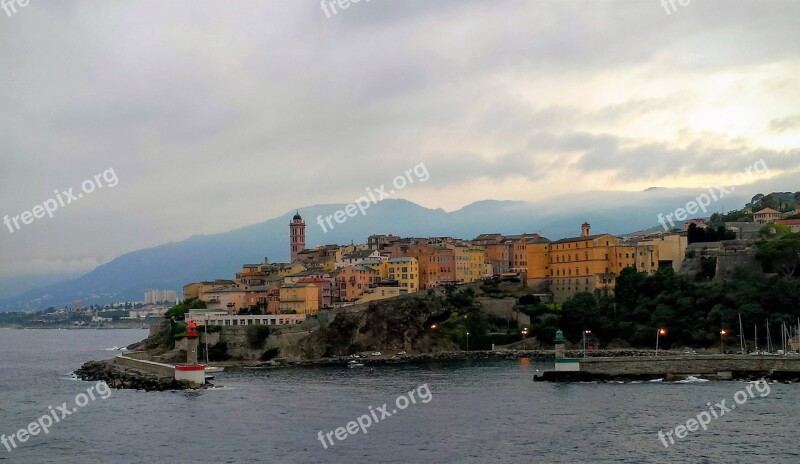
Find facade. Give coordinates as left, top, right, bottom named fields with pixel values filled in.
left=183, top=280, right=236, bottom=300
left=297, top=276, right=335, bottom=308
left=754, top=208, right=782, bottom=225
left=188, top=309, right=306, bottom=327
left=484, top=243, right=511, bottom=275
left=405, top=244, right=440, bottom=289
left=336, top=250, right=384, bottom=269
left=336, top=265, right=380, bottom=302
left=453, top=245, right=486, bottom=283
left=543, top=223, right=658, bottom=302
left=279, top=283, right=319, bottom=315
left=634, top=234, right=688, bottom=272
left=385, top=257, right=419, bottom=292
left=144, top=290, right=177, bottom=305
left=290, top=211, right=306, bottom=262
left=431, top=245, right=456, bottom=283
left=202, top=285, right=269, bottom=314
left=525, top=237, right=551, bottom=284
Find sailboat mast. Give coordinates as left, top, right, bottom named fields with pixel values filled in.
left=738, top=314, right=745, bottom=354
left=754, top=325, right=758, bottom=353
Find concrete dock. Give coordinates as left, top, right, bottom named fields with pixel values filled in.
left=536, top=354, right=800, bottom=382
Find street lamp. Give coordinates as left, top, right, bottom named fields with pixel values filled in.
left=655, top=328, right=667, bottom=356
left=466, top=332, right=470, bottom=351
left=720, top=329, right=727, bottom=354
left=583, top=330, right=592, bottom=358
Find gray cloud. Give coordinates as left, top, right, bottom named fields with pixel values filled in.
left=0, top=0, right=799, bottom=284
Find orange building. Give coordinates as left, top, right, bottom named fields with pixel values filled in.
left=544, top=223, right=658, bottom=302
left=335, top=265, right=380, bottom=302
left=525, top=237, right=551, bottom=286
left=430, top=245, right=456, bottom=284
left=406, top=244, right=440, bottom=289
left=484, top=242, right=511, bottom=275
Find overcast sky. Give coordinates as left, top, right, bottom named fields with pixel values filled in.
left=1, top=0, right=799, bottom=281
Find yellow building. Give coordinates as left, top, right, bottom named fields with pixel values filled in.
left=634, top=234, right=688, bottom=272
left=546, top=223, right=658, bottom=302
left=386, top=257, right=419, bottom=292
left=453, top=245, right=486, bottom=283
left=279, top=283, right=319, bottom=315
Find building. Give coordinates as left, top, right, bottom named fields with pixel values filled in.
left=405, top=244, right=440, bottom=289
left=183, top=280, right=237, bottom=301
left=144, top=290, right=177, bottom=305
left=297, top=276, right=335, bottom=308
left=336, top=249, right=384, bottom=268
left=385, top=257, right=419, bottom=292
left=335, top=265, right=380, bottom=302
left=525, top=237, right=551, bottom=286
left=188, top=309, right=306, bottom=327
left=279, top=282, right=320, bottom=315
left=777, top=219, right=800, bottom=233
left=290, top=211, right=306, bottom=262
left=633, top=234, right=688, bottom=272
left=202, top=285, right=270, bottom=314
left=507, top=234, right=540, bottom=273
left=754, top=208, right=782, bottom=225
left=484, top=242, right=511, bottom=275
left=544, top=223, right=657, bottom=302
left=431, top=245, right=456, bottom=284
left=453, top=245, right=486, bottom=283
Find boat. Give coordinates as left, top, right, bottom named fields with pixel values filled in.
left=348, top=360, right=365, bottom=368
left=202, top=320, right=225, bottom=373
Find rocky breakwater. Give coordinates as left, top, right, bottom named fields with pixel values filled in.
left=75, top=360, right=204, bottom=391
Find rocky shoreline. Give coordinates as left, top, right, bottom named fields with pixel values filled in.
left=75, top=360, right=205, bottom=391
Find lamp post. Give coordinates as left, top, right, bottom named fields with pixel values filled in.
left=583, top=330, right=592, bottom=358
left=655, top=328, right=667, bottom=356
left=466, top=332, right=470, bottom=351
left=720, top=329, right=727, bottom=354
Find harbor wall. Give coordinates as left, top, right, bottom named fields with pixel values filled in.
left=113, top=354, right=176, bottom=378
left=580, top=355, right=800, bottom=376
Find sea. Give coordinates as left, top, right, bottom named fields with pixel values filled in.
left=0, top=328, right=797, bottom=463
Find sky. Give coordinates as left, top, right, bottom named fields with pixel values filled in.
left=1, top=0, right=799, bottom=284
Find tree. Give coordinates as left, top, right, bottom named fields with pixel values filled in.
left=756, top=234, right=800, bottom=276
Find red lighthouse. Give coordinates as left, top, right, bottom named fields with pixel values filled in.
left=186, top=321, right=199, bottom=365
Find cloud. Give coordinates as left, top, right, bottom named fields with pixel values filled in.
left=0, top=0, right=799, bottom=281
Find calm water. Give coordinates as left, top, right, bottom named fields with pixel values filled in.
left=0, top=328, right=798, bottom=463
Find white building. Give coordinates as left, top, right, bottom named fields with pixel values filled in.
left=144, top=290, right=178, bottom=305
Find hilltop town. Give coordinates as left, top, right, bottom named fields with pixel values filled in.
left=177, top=190, right=800, bottom=331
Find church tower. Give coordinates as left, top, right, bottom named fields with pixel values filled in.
left=290, top=211, right=306, bottom=262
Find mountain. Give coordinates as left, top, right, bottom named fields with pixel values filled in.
left=0, top=186, right=759, bottom=311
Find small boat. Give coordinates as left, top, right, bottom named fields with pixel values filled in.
left=348, top=360, right=365, bottom=368
left=205, top=366, right=225, bottom=373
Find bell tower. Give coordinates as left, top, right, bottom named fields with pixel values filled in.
left=290, top=211, right=306, bottom=262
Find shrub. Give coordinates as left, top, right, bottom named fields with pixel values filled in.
left=246, top=325, right=271, bottom=349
